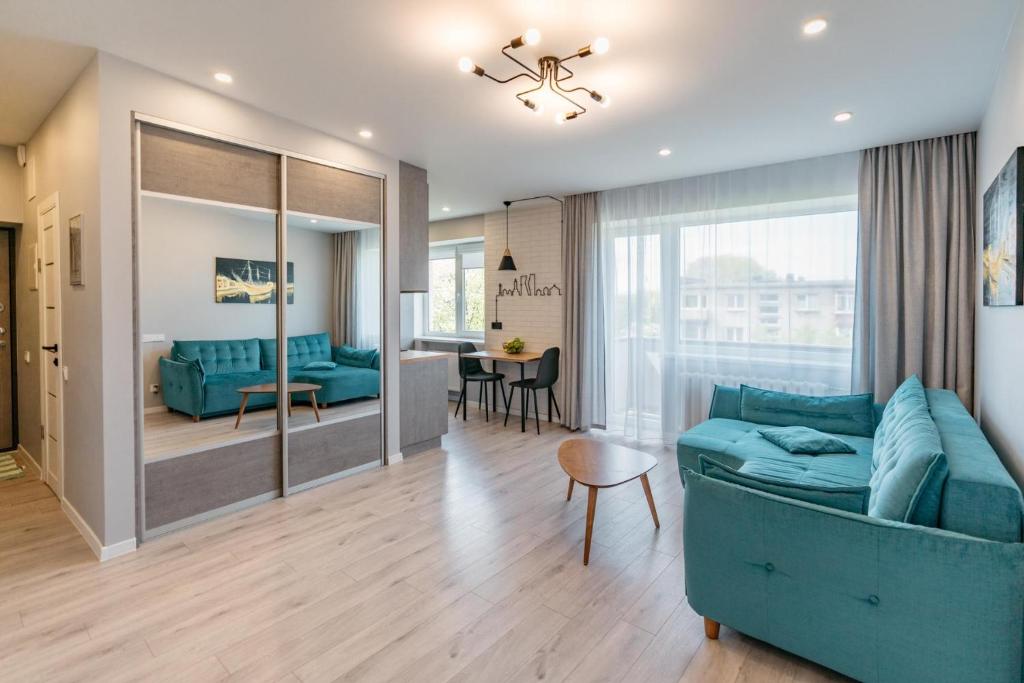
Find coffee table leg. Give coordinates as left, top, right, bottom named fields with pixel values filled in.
left=566, top=477, right=575, bottom=501
left=309, top=391, right=321, bottom=423
left=234, top=393, right=250, bottom=430
left=584, top=486, right=598, bottom=565
left=640, top=473, right=660, bottom=528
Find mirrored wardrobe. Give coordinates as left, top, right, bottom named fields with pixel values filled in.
left=134, top=119, right=384, bottom=539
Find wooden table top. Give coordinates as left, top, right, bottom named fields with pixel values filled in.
left=237, top=382, right=322, bottom=394
left=557, top=438, right=658, bottom=488
left=463, top=349, right=543, bottom=363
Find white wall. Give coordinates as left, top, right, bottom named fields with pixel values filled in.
left=484, top=202, right=563, bottom=417
left=81, top=52, right=402, bottom=547
left=139, top=195, right=335, bottom=408
left=21, top=58, right=102, bottom=529
left=0, top=145, right=23, bottom=224
left=977, top=0, right=1024, bottom=484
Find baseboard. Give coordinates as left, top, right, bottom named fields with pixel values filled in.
left=17, top=444, right=41, bottom=476
left=62, top=498, right=137, bottom=562
left=144, top=405, right=167, bottom=414
left=388, top=451, right=404, bottom=464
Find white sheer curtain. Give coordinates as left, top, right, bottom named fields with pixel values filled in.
left=597, top=153, right=859, bottom=443
left=353, top=227, right=380, bottom=349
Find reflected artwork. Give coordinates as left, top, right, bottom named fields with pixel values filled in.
left=215, top=257, right=294, bottom=304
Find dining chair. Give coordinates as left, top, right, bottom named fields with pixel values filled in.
left=505, top=346, right=561, bottom=434
left=454, top=342, right=508, bottom=422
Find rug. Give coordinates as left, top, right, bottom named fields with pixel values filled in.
left=0, top=453, right=24, bottom=481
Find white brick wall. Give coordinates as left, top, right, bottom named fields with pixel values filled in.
left=483, top=202, right=564, bottom=419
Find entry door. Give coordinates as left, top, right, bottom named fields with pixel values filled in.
left=0, top=230, right=13, bottom=451
left=39, top=202, right=63, bottom=495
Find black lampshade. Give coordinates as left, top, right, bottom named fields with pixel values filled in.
left=498, top=249, right=517, bottom=271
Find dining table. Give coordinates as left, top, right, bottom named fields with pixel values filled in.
left=463, top=349, right=544, bottom=432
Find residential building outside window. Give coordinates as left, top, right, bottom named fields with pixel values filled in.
left=835, top=291, right=855, bottom=313
left=424, top=240, right=485, bottom=338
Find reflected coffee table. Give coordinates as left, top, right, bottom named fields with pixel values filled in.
left=557, top=438, right=660, bottom=565
left=235, top=382, right=322, bottom=429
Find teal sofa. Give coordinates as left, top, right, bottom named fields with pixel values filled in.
left=677, top=378, right=1024, bottom=683
left=159, top=332, right=379, bottom=420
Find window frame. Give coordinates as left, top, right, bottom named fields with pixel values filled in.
left=423, top=239, right=485, bottom=340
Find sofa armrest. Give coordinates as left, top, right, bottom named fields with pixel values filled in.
left=159, top=356, right=204, bottom=417
left=682, top=471, right=1024, bottom=682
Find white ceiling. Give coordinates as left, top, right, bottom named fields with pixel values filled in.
left=0, top=1, right=1017, bottom=219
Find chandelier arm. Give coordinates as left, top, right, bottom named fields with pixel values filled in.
left=483, top=71, right=542, bottom=85
left=555, top=61, right=576, bottom=82
left=552, top=78, right=592, bottom=96
left=515, top=79, right=547, bottom=100
left=501, top=45, right=542, bottom=79
left=552, top=88, right=587, bottom=114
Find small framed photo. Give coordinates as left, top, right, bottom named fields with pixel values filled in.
left=69, top=213, right=84, bottom=287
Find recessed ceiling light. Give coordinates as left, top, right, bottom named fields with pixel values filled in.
left=833, top=111, right=853, bottom=123
left=358, top=129, right=373, bottom=139
left=441, top=206, right=451, bottom=212
left=658, top=148, right=672, bottom=157
left=213, top=72, right=233, bottom=84
left=310, top=218, right=318, bottom=224
left=802, top=18, right=827, bottom=35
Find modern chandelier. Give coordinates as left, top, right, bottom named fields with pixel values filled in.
left=458, top=28, right=611, bottom=124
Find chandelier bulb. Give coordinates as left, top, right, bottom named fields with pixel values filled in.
left=592, top=37, right=610, bottom=55
left=457, top=57, right=474, bottom=73
left=524, top=28, right=541, bottom=45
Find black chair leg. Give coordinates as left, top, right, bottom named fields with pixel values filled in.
left=456, top=380, right=466, bottom=419
left=550, top=390, right=561, bottom=421
left=533, top=389, right=541, bottom=434
left=524, top=389, right=530, bottom=430
left=547, top=390, right=552, bottom=423
left=499, top=379, right=509, bottom=412
left=484, top=382, right=490, bottom=422
left=478, top=382, right=483, bottom=410
left=504, top=387, right=515, bottom=427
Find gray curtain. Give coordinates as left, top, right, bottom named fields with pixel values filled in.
left=331, top=231, right=357, bottom=347
left=561, top=192, right=605, bottom=430
left=852, top=132, right=976, bottom=406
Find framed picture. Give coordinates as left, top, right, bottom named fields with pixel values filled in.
left=214, top=257, right=294, bottom=304
left=983, top=148, right=1024, bottom=306
left=69, top=214, right=84, bottom=287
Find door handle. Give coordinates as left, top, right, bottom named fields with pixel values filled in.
left=42, top=344, right=58, bottom=353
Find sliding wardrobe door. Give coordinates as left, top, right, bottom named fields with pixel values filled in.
left=283, top=157, right=383, bottom=492
left=137, top=122, right=284, bottom=535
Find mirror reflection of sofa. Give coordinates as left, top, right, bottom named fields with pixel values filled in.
left=159, top=332, right=380, bottom=421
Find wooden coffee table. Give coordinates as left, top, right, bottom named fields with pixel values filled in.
left=235, top=382, right=322, bottom=429
left=557, top=438, right=660, bottom=565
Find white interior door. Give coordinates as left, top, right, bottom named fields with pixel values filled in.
left=39, top=199, right=63, bottom=497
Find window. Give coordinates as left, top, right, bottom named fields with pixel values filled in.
left=724, top=326, right=745, bottom=342
left=682, top=320, right=708, bottom=340
left=835, top=291, right=855, bottom=313
left=425, top=240, right=485, bottom=338
left=725, top=293, right=745, bottom=310
left=795, top=293, right=818, bottom=312
left=684, top=293, right=708, bottom=309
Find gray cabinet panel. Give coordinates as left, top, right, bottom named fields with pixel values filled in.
left=399, top=161, right=428, bottom=292
left=140, top=124, right=280, bottom=210
left=400, top=359, right=448, bottom=453
left=145, top=435, right=281, bottom=530
left=287, top=158, right=381, bottom=224
left=288, top=414, right=381, bottom=487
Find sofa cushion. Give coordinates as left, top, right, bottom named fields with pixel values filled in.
left=699, top=455, right=871, bottom=514
left=172, top=338, right=261, bottom=375
left=868, top=378, right=946, bottom=523
left=260, top=333, right=332, bottom=371
left=303, top=361, right=337, bottom=371
left=334, top=344, right=378, bottom=368
left=677, top=419, right=873, bottom=487
left=757, top=426, right=855, bottom=455
left=739, top=385, right=876, bottom=437
left=202, top=370, right=277, bottom=414
left=290, top=366, right=380, bottom=402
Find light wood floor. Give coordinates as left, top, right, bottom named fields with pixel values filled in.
left=143, top=398, right=380, bottom=461
left=1, top=405, right=846, bottom=683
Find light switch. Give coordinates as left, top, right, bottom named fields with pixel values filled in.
left=62, top=366, right=69, bottom=381
left=142, top=333, right=166, bottom=343
left=24, top=351, right=30, bottom=364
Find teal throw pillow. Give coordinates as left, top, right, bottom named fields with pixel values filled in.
left=739, top=384, right=876, bottom=437
left=757, top=426, right=855, bottom=455
left=303, top=361, right=338, bottom=371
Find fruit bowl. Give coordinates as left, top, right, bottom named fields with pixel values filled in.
left=502, top=337, right=525, bottom=354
